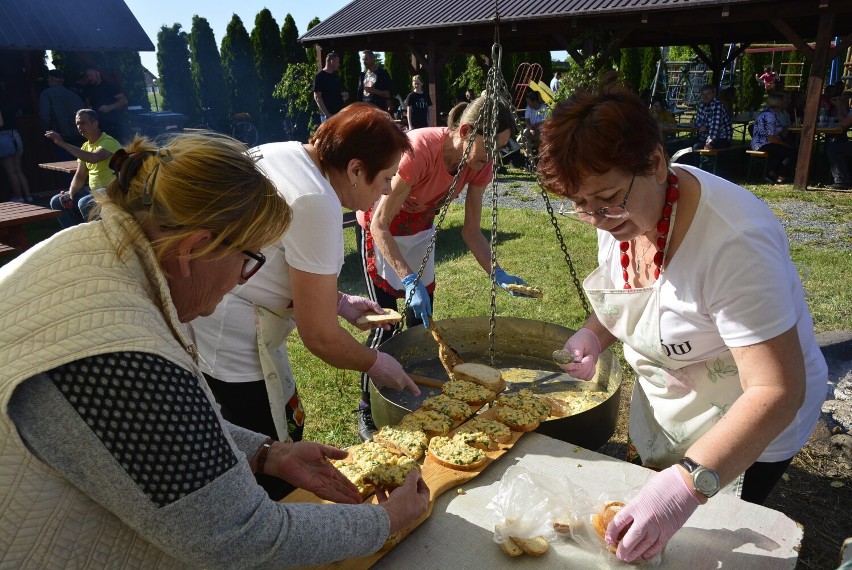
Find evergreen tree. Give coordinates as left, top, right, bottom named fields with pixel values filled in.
left=739, top=53, right=762, bottom=112
left=251, top=8, right=285, bottom=141
left=189, top=15, right=228, bottom=130
left=281, top=14, right=306, bottom=66
left=619, top=48, right=642, bottom=92
left=221, top=15, right=261, bottom=126
left=156, top=23, right=198, bottom=119
left=305, top=17, right=321, bottom=63
left=442, top=53, right=469, bottom=113
left=339, top=51, right=360, bottom=106
left=384, top=52, right=411, bottom=101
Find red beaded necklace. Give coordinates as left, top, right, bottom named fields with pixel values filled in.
left=619, top=171, right=680, bottom=289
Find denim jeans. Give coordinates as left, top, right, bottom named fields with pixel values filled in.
left=49, top=186, right=92, bottom=228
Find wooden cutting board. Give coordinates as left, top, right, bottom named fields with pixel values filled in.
left=280, top=406, right=526, bottom=570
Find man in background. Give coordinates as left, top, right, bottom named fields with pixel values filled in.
left=46, top=109, right=121, bottom=228
left=691, top=84, right=733, bottom=151
left=313, top=52, right=346, bottom=123
left=39, top=69, right=86, bottom=160
left=83, top=68, right=128, bottom=142
left=356, top=51, right=392, bottom=111
left=549, top=71, right=562, bottom=93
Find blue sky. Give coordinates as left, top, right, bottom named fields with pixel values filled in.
left=123, top=0, right=346, bottom=74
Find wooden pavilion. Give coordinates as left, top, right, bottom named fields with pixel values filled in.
left=300, top=0, right=852, bottom=190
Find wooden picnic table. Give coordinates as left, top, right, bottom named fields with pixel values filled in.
left=661, top=123, right=697, bottom=135
left=38, top=160, right=78, bottom=174
left=0, top=202, right=61, bottom=251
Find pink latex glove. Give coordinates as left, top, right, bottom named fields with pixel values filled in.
left=558, top=327, right=602, bottom=380
left=367, top=350, right=420, bottom=395
left=337, top=293, right=385, bottom=328
left=607, top=465, right=701, bottom=562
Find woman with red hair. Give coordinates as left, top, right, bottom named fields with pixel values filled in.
left=537, top=81, right=826, bottom=563
left=193, top=104, right=420, bottom=498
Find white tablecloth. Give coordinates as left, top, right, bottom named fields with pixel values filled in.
left=375, top=432, right=801, bottom=569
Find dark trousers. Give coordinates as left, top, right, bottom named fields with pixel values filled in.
left=758, top=143, right=796, bottom=179
left=204, top=374, right=297, bottom=500
left=355, top=223, right=433, bottom=403
left=740, top=456, right=794, bottom=505
left=693, top=137, right=732, bottom=151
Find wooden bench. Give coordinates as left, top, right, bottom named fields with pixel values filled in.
left=0, top=202, right=62, bottom=251
left=745, top=149, right=770, bottom=182
left=0, top=242, right=16, bottom=257
left=697, top=146, right=745, bottom=175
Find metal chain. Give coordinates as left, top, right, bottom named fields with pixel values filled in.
left=395, top=92, right=485, bottom=337
left=486, top=43, right=502, bottom=364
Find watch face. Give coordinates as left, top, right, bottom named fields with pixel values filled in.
left=695, top=469, right=720, bottom=494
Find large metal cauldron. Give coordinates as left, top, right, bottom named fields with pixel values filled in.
left=369, top=316, right=623, bottom=451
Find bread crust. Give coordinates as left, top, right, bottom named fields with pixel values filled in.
left=503, top=283, right=544, bottom=298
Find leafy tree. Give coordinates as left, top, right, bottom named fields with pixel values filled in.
left=441, top=53, right=469, bottom=112
left=619, top=48, right=642, bottom=92
left=251, top=8, right=285, bottom=141
left=384, top=52, right=411, bottom=101
left=273, top=61, right=317, bottom=141
left=739, top=52, right=763, bottom=112
left=281, top=14, right=306, bottom=66
left=221, top=15, right=260, bottom=126
left=640, top=47, right=662, bottom=93
left=452, top=55, right=486, bottom=96
left=156, top=24, right=198, bottom=119
left=189, top=15, right=228, bottom=129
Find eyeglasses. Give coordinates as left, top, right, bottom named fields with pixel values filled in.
left=561, top=174, right=636, bottom=223
left=239, top=249, right=266, bottom=280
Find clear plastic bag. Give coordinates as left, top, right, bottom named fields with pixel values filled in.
left=487, top=465, right=662, bottom=566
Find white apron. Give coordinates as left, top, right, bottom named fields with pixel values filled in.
left=254, top=304, right=302, bottom=442
left=373, top=229, right=436, bottom=289
left=584, top=242, right=744, bottom=496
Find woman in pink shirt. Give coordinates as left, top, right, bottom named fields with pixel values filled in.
left=353, top=94, right=526, bottom=439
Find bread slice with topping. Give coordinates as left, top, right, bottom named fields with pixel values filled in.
left=421, top=393, right=473, bottom=421
left=427, top=435, right=487, bottom=471
left=372, top=425, right=428, bottom=460
left=496, top=405, right=540, bottom=432
left=442, top=378, right=495, bottom=405
left=451, top=430, right=493, bottom=450
left=331, top=460, right=375, bottom=499
left=456, top=416, right=512, bottom=445
left=496, top=389, right=551, bottom=422
left=362, top=454, right=420, bottom=490
left=398, top=409, right=454, bottom=438
left=453, top=363, right=505, bottom=392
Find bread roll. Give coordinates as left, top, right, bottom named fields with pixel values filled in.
left=592, top=501, right=625, bottom=553
left=512, top=535, right=549, bottom=556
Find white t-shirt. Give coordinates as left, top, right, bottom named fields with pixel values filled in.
left=599, top=165, right=826, bottom=461
left=193, top=142, right=345, bottom=382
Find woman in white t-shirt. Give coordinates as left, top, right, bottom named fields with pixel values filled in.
left=536, top=81, right=826, bottom=564
left=193, top=104, right=419, bottom=498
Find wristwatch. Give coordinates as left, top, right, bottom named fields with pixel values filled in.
left=678, top=457, right=721, bottom=498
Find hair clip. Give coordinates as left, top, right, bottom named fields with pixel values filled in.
left=141, top=147, right=173, bottom=206
left=110, top=149, right=154, bottom=194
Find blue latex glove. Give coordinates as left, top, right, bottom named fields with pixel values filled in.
left=494, top=268, right=529, bottom=296
left=401, top=273, right=432, bottom=328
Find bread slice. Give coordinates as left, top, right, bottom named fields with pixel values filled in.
left=332, top=460, right=375, bottom=499
left=421, top=393, right=472, bottom=421
left=451, top=430, right=494, bottom=451
left=592, top=501, right=625, bottom=553
left=511, top=535, right=549, bottom=556
left=441, top=378, right=495, bottom=405
left=372, top=425, right=428, bottom=460
left=455, top=417, right=512, bottom=445
left=496, top=405, right=540, bottom=432
left=427, top=436, right=487, bottom=471
left=362, top=454, right=420, bottom=491
left=452, top=363, right=505, bottom=393
left=354, top=308, right=402, bottom=326
left=496, top=389, right=551, bottom=422
left=397, top=410, right=454, bottom=438
left=503, top=283, right=544, bottom=298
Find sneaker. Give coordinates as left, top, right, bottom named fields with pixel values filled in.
left=357, top=405, right=377, bottom=441
left=830, top=182, right=851, bottom=190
